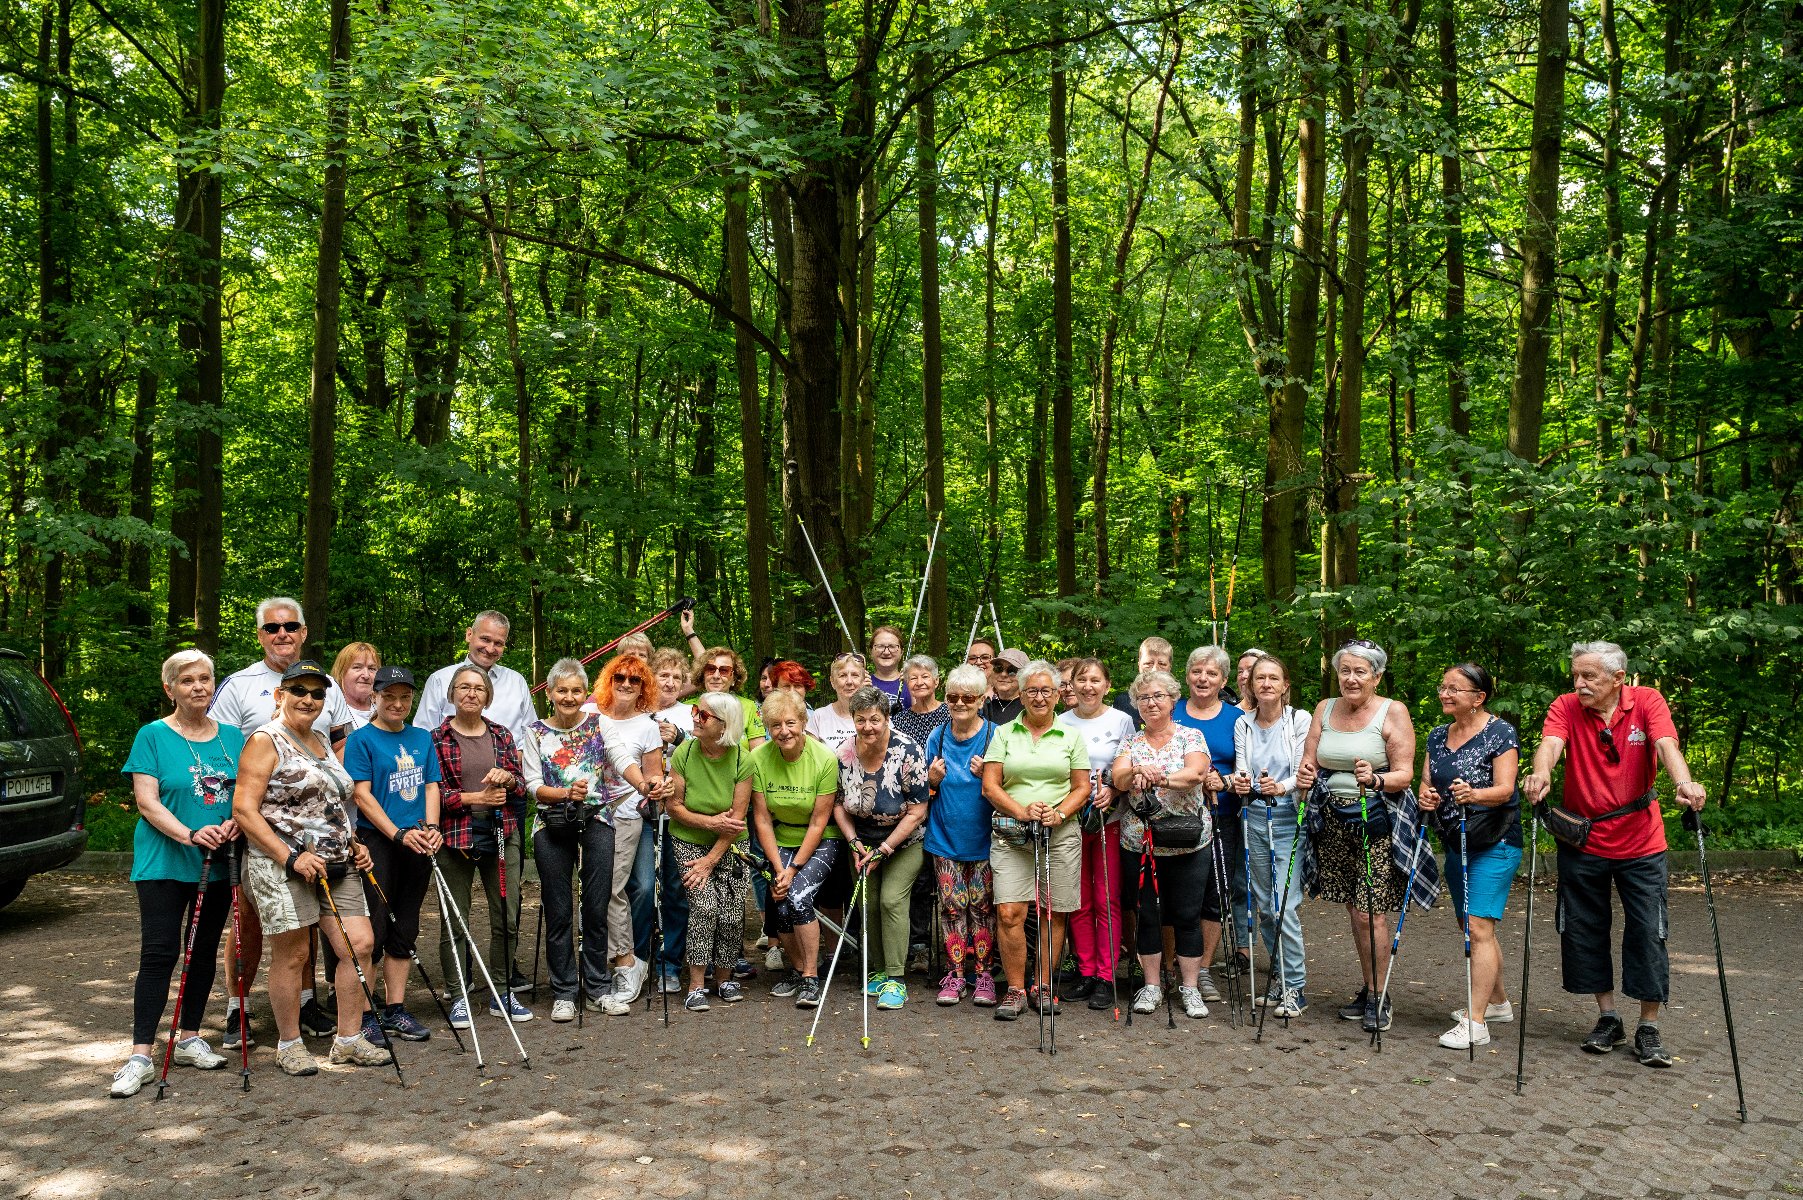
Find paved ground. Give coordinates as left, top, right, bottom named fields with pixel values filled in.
left=2, top=868, right=1798, bottom=1200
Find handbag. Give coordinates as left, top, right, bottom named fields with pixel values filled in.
left=1534, top=788, right=1655, bottom=850
left=1147, top=812, right=1205, bottom=850
left=1329, top=794, right=1394, bottom=839
left=538, top=799, right=587, bottom=833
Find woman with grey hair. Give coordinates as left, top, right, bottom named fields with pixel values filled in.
left=1297, top=638, right=1417, bottom=1033
left=667, top=691, right=755, bottom=1010
left=111, top=650, right=245, bottom=1096
left=924, top=663, right=1002, bottom=1006
left=891, top=654, right=949, bottom=745
left=1173, top=644, right=1245, bottom=1001
left=834, top=686, right=932, bottom=1009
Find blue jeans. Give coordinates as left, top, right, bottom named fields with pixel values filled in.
left=1243, top=798, right=1306, bottom=991
left=627, top=821, right=690, bottom=975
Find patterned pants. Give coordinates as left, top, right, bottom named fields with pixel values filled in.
left=671, top=838, right=751, bottom=969
left=934, top=857, right=996, bottom=975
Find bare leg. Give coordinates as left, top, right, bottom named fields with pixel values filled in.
left=996, top=902, right=1028, bottom=991
left=266, top=929, right=312, bottom=1042
left=318, top=913, right=376, bottom=1037
left=791, top=922, right=821, bottom=977
left=1347, top=905, right=1394, bottom=990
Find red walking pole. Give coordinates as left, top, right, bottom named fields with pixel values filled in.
left=155, top=847, right=214, bottom=1101
left=531, top=598, right=696, bottom=695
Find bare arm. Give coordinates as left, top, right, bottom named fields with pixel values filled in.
left=981, top=760, right=1031, bottom=822
left=1523, top=735, right=1565, bottom=805
left=1655, top=737, right=1707, bottom=810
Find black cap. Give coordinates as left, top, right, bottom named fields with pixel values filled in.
left=373, top=665, right=416, bottom=692
left=280, top=659, right=331, bottom=685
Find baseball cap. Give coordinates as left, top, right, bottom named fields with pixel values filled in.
left=280, top=660, right=331, bottom=685
left=996, top=649, right=1029, bottom=671
left=374, top=665, right=416, bottom=692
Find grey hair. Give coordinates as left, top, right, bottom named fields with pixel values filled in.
left=470, top=610, right=512, bottom=634
left=255, top=596, right=304, bottom=627
left=847, top=685, right=892, bottom=718
left=161, top=648, right=215, bottom=690
left=1331, top=640, right=1389, bottom=677
left=1131, top=669, right=1181, bottom=704
left=1570, top=641, right=1628, bottom=674
left=944, top=664, right=987, bottom=696
left=543, top=656, right=588, bottom=692
left=902, top=654, right=940, bottom=683
left=1186, top=644, right=1232, bottom=678
left=1019, top=659, right=1061, bottom=691
left=694, top=690, right=745, bottom=745
left=450, top=663, right=494, bottom=704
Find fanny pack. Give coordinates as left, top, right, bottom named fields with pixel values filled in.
left=991, top=815, right=1036, bottom=847
left=1535, top=788, right=1655, bottom=850
left=538, top=799, right=589, bottom=833
left=1146, top=812, right=1205, bottom=850
left=1330, top=794, right=1394, bottom=838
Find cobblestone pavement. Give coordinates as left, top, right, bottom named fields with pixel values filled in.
left=2, top=869, right=1798, bottom=1199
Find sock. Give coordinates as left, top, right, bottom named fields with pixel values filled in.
left=335, top=1034, right=358, bottom=1047
left=1600, top=1008, right=1619, bottom=1021
left=277, top=1037, right=302, bottom=1051
left=1638, top=1020, right=1658, bottom=1031
left=299, top=989, right=314, bottom=1005
left=226, top=996, right=241, bottom=1016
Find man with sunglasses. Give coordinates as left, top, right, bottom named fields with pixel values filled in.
left=413, top=610, right=538, bottom=748
left=1524, top=640, right=1706, bottom=1068
left=211, top=597, right=354, bottom=742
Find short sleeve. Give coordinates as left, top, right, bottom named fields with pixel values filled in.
left=121, top=724, right=163, bottom=779
left=1066, top=731, right=1089, bottom=772
left=343, top=729, right=375, bottom=782
left=420, top=732, right=442, bottom=784
left=1638, top=688, right=1678, bottom=743
left=1542, top=693, right=1576, bottom=742
left=733, top=749, right=755, bottom=783
left=810, top=745, right=839, bottom=796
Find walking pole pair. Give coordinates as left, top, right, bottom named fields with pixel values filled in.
left=1098, top=820, right=1120, bottom=1022
left=531, top=598, right=696, bottom=695
left=1259, top=796, right=1284, bottom=1017
left=430, top=851, right=532, bottom=1070
left=1371, top=821, right=1431, bottom=1052
left=1357, top=785, right=1384, bottom=1051
left=1256, top=789, right=1309, bottom=1042
left=311, top=852, right=406, bottom=1087
left=1207, top=798, right=1243, bottom=1026
left=806, top=863, right=872, bottom=1048
left=1242, top=804, right=1259, bottom=1016
left=796, top=513, right=855, bottom=650
left=1457, top=801, right=1475, bottom=1062
left=360, top=860, right=466, bottom=1053
left=903, top=516, right=942, bottom=660
left=155, top=847, right=215, bottom=1101
left=1032, top=825, right=1057, bottom=1054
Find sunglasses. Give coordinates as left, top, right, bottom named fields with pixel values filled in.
left=284, top=684, right=327, bottom=701
left=692, top=708, right=714, bottom=725
left=261, top=621, right=302, bottom=634
left=945, top=693, right=983, bottom=704
left=834, top=652, right=867, bottom=665
left=1599, top=726, right=1620, bottom=765
left=612, top=673, right=642, bottom=687
left=992, top=663, right=1018, bottom=676
left=704, top=664, right=734, bottom=675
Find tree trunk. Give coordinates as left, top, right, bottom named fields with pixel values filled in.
left=1050, top=12, right=1078, bottom=602
left=126, top=365, right=158, bottom=632
left=1328, top=82, right=1368, bottom=597
left=725, top=151, right=772, bottom=663
left=1439, top=13, right=1469, bottom=436
left=984, top=177, right=1001, bottom=582
left=1506, top=0, right=1569, bottom=464
left=35, top=0, right=74, bottom=680
left=916, top=39, right=948, bottom=655
left=1592, top=0, right=1623, bottom=457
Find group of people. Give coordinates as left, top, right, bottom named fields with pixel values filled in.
left=110, top=595, right=1712, bottom=1097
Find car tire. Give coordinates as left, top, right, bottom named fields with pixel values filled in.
left=0, top=879, right=26, bottom=911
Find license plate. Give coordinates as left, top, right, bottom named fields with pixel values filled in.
left=2, top=775, right=52, bottom=799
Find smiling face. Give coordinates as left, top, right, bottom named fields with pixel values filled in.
left=1437, top=668, right=1485, bottom=718
left=703, top=654, right=738, bottom=694
left=451, top=670, right=490, bottom=717
left=165, top=662, right=216, bottom=716
left=831, top=656, right=866, bottom=701
left=869, top=630, right=902, bottom=673
left=1336, top=653, right=1377, bottom=702
left=905, top=666, right=938, bottom=704
left=1072, top=663, right=1108, bottom=714
left=281, top=673, right=329, bottom=727
left=691, top=701, right=726, bottom=747
left=375, top=683, right=416, bottom=727
left=654, top=664, right=687, bottom=708
left=1020, top=671, right=1057, bottom=721
left=853, top=704, right=888, bottom=748
left=550, top=675, right=589, bottom=720
left=1136, top=681, right=1176, bottom=730
left=991, top=660, right=1020, bottom=701
left=767, top=711, right=806, bottom=756
left=257, top=605, right=305, bottom=670
left=1187, top=658, right=1223, bottom=705
left=466, top=618, right=508, bottom=670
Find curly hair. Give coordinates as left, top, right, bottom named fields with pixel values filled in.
left=692, top=645, right=747, bottom=691
left=591, top=653, right=656, bottom=715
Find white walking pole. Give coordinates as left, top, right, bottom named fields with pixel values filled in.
left=797, top=514, right=855, bottom=650
left=904, top=516, right=943, bottom=660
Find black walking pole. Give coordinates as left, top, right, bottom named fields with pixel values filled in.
left=228, top=842, right=251, bottom=1091
left=1683, top=808, right=1748, bottom=1122
left=1514, top=809, right=1539, bottom=1094
left=1255, top=790, right=1309, bottom=1042
left=155, top=847, right=214, bottom=1101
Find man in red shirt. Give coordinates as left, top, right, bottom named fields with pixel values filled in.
left=1524, top=641, right=1707, bottom=1069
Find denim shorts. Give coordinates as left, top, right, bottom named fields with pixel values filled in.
left=1444, top=841, right=1522, bottom=923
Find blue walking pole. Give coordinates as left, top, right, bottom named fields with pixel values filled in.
left=1371, top=822, right=1431, bottom=1049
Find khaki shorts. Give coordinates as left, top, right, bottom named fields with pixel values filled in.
left=990, top=822, right=1082, bottom=911
left=244, top=851, right=368, bottom=938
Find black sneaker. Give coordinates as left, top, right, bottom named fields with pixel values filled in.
left=1086, top=978, right=1114, bottom=1011
left=1058, top=973, right=1095, bottom=1003
left=1339, top=986, right=1370, bottom=1021
left=379, top=1004, right=432, bottom=1042
left=222, top=1008, right=254, bottom=1049
left=1360, top=995, right=1392, bottom=1033
left=359, top=1009, right=393, bottom=1049
left=770, top=970, right=804, bottom=998
left=1582, top=1013, right=1627, bottom=1054
left=1633, top=1023, right=1672, bottom=1068
left=508, top=972, right=534, bottom=996
left=794, top=976, right=822, bottom=1008
left=298, top=997, right=334, bottom=1039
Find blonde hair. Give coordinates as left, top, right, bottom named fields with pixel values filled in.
left=331, top=642, right=381, bottom=688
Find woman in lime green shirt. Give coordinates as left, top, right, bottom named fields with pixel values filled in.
left=749, top=689, right=841, bottom=1009
left=668, top=692, right=756, bottom=1011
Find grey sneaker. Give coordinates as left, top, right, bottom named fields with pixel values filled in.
left=1196, top=969, right=1223, bottom=1004
left=328, top=1033, right=393, bottom=1067
left=683, top=988, right=710, bottom=1012
left=794, top=976, right=822, bottom=1008
left=172, top=1036, right=226, bottom=1070
left=1582, top=1012, right=1626, bottom=1054
left=717, top=980, right=745, bottom=1004
left=110, top=1054, right=156, bottom=1098
left=770, top=970, right=804, bottom=998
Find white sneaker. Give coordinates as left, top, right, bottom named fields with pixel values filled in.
left=1131, top=984, right=1162, bottom=1015
left=1450, top=1000, right=1514, bottom=1024
left=550, top=999, right=577, bottom=1022
left=764, top=944, right=785, bottom=971
left=1439, top=1017, right=1491, bottom=1049
left=1178, top=985, right=1209, bottom=1020
left=110, top=1054, right=156, bottom=1098
left=612, top=960, right=647, bottom=1005
left=600, top=993, right=631, bottom=1016
left=173, top=1036, right=226, bottom=1070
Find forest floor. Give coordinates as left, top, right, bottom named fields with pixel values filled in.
left=2, top=870, right=1798, bottom=1199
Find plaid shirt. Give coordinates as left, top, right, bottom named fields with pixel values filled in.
left=1301, top=780, right=1442, bottom=912
left=432, top=717, right=527, bottom=851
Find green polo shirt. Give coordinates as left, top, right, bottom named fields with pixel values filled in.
left=989, top=716, right=1089, bottom=810
left=751, top=737, right=842, bottom=848
left=669, top=738, right=755, bottom=847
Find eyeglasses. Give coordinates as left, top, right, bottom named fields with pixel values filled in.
left=966, top=654, right=993, bottom=667
left=1022, top=687, right=1056, bottom=699
left=1138, top=691, right=1174, bottom=703
left=261, top=621, right=302, bottom=634
left=452, top=683, right=486, bottom=695
left=1599, top=726, right=1620, bottom=765
left=612, top=674, right=642, bottom=687
left=285, top=684, right=327, bottom=701
left=945, top=693, right=982, bottom=705
left=992, top=664, right=1018, bottom=676
left=1436, top=686, right=1478, bottom=696
left=692, top=708, right=714, bottom=726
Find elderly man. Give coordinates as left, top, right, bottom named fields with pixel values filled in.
left=414, top=610, right=538, bottom=746
left=1523, top=641, right=1707, bottom=1069
left=1112, top=636, right=1173, bottom=730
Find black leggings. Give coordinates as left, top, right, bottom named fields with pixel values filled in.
left=366, top=834, right=433, bottom=962
left=133, top=878, right=234, bottom=1045
left=1120, top=847, right=1216, bottom=958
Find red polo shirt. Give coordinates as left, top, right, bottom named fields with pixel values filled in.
left=1541, top=686, right=1677, bottom=860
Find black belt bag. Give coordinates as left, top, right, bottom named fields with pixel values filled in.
left=537, top=800, right=589, bottom=833
left=1535, top=788, right=1655, bottom=851
left=1330, top=795, right=1394, bottom=839
left=1147, top=813, right=1206, bottom=850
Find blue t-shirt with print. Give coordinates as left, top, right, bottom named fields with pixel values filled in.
left=922, top=720, right=996, bottom=862
left=121, top=720, right=246, bottom=883
left=1174, top=700, right=1242, bottom=820
left=344, top=722, right=441, bottom=830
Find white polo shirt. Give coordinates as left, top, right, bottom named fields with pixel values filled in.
left=210, top=659, right=354, bottom=739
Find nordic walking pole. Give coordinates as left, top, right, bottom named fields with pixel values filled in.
left=1242, top=804, right=1258, bottom=1020
left=1099, top=818, right=1120, bottom=1022
left=1458, top=799, right=1475, bottom=1062
left=989, top=601, right=1005, bottom=654
left=430, top=857, right=488, bottom=1070
left=228, top=842, right=251, bottom=1090
left=1357, top=785, right=1384, bottom=1051
left=532, top=598, right=696, bottom=695
left=1256, top=789, right=1309, bottom=1042
left=860, top=860, right=871, bottom=1051
left=1221, top=483, right=1250, bottom=649
left=1207, top=798, right=1242, bottom=1026
left=1372, top=822, right=1430, bottom=1049
left=903, top=516, right=942, bottom=660
left=1260, top=794, right=1283, bottom=1014
left=1033, top=828, right=1047, bottom=1049
left=433, top=852, right=530, bottom=1067
left=309, top=841, right=405, bottom=1087
left=1206, top=481, right=1219, bottom=646
left=806, top=867, right=866, bottom=1046
left=796, top=514, right=855, bottom=650
left=531, top=903, right=544, bottom=1000
left=361, top=863, right=466, bottom=1054
left=495, top=844, right=523, bottom=1027
left=1684, top=808, right=1748, bottom=1122
left=963, top=603, right=984, bottom=661
left=648, top=811, right=671, bottom=1026
left=1514, top=809, right=1539, bottom=1094
left=155, top=847, right=214, bottom=1101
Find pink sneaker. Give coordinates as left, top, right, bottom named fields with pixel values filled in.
left=936, top=972, right=966, bottom=1006
left=971, top=971, right=998, bottom=1007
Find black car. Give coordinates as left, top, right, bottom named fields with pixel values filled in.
left=0, top=648, right=86, bottom=909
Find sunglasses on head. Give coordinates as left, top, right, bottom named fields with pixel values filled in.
left=261, top=621, right=302, bottom=634
left=285, top=684, right=327, bottom=701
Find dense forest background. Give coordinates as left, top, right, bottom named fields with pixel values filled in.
left=2, top=0, right=1799, bottom=846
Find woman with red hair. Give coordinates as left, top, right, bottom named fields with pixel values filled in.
left=587, top=654, right=671, bottom=1014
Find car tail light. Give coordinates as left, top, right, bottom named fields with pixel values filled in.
left=38, top=671, right=82, bottom=753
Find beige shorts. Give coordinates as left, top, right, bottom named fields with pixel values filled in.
left=244, top=851, right=368, bottom=937
left=990, top=822, right=1082, bottom=911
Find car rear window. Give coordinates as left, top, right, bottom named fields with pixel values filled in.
left=0, top=658, right=66, bottom=741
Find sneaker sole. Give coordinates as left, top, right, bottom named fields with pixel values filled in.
left=1582, top=1038, right=1624, bottom=1054
left=794, top=998, right=819, bottom=1009
left=1638, top=1052, right=1672, bottom=1068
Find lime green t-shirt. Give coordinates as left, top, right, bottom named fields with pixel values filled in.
left=989, top=717, right=1089, bottom=812
left=738, top=695, right=766, bottom=743
left=669, top=738, right=754, bottom=847
left=751, top=737, right=842, bottom=848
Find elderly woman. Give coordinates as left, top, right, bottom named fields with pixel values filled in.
left=332, top=642, right=382, bottom=731
left=982, top=660, right=1091, bottom=1020
left=1230, top=653, right=1312, bottom=1018
left=1417, top=663, right=1521, bottom=1050
left=1056, top=657, right=1137, bottom=1008
left=520, top=658, right=622, bottom=1022
left=866, top=625, right=908, bottom=711
left=750, top=689, right=842, bottom=1009
left=1297, top=639, right=1417, bottom=1034
left=667, top=692, right=755, bottom=1011
left=833, top=686, right=931, bottom=1010
left=1171, top=644, right=1246, bottom=1001
left=924, top=664, right=1001, bottom=1006
left=110, top=650, right=246, bottom=1097
left=1112, top=670, right=1215, bottom=1019
left=650, top=648, right=696, bottom=747
left=694, top=646, right=767, bottom=749
left=432, top=662, right=532, bottom=1026
left=234, top=660, right=388, bottom=1076
left=891, top=655, right=949, bottom=745
left=807, top=652, right=867, bottom=751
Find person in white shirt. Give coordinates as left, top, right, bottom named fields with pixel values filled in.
left=412, top=611, right=539, bottom=746
left=210, top=597, right=355, bottom=743
left=1057, top=657, right=1138, bottom=1006
left=806, top=653, right=866, bottom=751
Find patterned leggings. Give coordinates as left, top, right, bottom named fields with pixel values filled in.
left=671, top=839, right=751, bottom=969
left=935, top=857, right=996, bottom=975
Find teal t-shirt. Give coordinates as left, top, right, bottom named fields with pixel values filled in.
left=751, top=737, right=842, bottom=848
left=670, top=738, right=755, bottom=847
left=121, top=720, right=246, bottom=883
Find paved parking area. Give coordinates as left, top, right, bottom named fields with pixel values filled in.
left=2, top=869, right=1797, bottom=1199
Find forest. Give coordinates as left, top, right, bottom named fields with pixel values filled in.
left=1, top=0, right=1799, bottom=845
